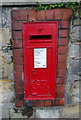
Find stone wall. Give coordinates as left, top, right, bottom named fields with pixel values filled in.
left=0, top=7, right=13, bottom=80
left=66, top=19, right=80, bottom=105
left=0, top=6, right=80, bottom=119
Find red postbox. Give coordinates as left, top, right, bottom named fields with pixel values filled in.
left=23, top=21, right=58, bottom=100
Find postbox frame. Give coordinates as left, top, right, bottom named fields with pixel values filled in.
left=23, top=21, right=58, bottom=100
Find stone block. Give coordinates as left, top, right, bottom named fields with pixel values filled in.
left=68, top=44, right=79, bottom=58
left=2, top=53, right=12, bottom=64
left=36, top=108, right=60, bottom=118
left=10, top=109, right=28, bottom=118
left=2, top=8, right=11, bottom=27
left=0, top=79, right=14, bottom=118
left=0, top=28, right=10, bottom=43
left=1, top=79, right=14, bottom=102
left=69, top=80, right=80, bottom=104
left=0, top=29, right=13, bottom=79
left=70, top=26, right=80, bottom=42
left=1, top=51, right=13, bottom=79
left=60, top=105, right=79, bottom=118
left=69, top=59, right=79, bottom=76
left=79, top=26, right=81, bottom=41
left=0, top=8, right=2, bottom=28
left=2, top=106, right=9, bottom=118
left=70, top=75, right=80, bottom=82
left=8, top=72, right=14, bottom=80
left=73, top=19, right=81, bottom=26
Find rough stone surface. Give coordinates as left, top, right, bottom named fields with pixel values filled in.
left=36, top=108, right=60, bottom=118
left=68, top=44, right=79, bottom=58
left=73, top=19, right=81, bottom=26
left=0, top=0, right=79, bottom=5
left=67, top=59, right=79, bottom=77
left=10, top=108, right=36, bottom=119
left=0, top=80, right=2, bottom=119
left=1, top=8, right=12, bottom=28
left=60, top=105, right=79, bottom=118
left=0, top=7, right=2, bottom=28
left=0, top=27, right=13, bottom=79
left=10, top=109, right=28, bottom=119
left=70, top=24, right=80, bottom=42
left=66, top=19, right=80, bottom=108
left=69, top=81, right=80, bottom=104
left=0, top=79, right=14, bottom=119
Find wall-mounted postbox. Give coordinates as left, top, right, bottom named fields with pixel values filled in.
left=23, top=21, right=58, bottom=100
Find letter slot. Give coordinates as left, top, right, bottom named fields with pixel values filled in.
left=30, top=35, right=52, bottom=40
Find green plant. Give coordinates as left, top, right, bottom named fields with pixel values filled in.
left=36, top=2, right=81, bottom=18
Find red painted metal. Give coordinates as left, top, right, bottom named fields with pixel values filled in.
left=23, top=21, right=58, bottom=100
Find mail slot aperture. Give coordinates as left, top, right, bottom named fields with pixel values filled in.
left=30, top=35, right=52, bottom=40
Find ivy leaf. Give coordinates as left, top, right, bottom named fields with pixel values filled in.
left=36, top=1, right=81, bottom=18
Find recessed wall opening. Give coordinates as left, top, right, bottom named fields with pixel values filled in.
left=11, top=8, right=72, bottom=107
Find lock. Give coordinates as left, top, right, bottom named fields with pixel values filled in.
left=32, top=70, right=36, bottom=75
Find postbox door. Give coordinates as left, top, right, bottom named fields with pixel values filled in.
left=23, top=21, right=58, bottom=100
left=30, top=47, right=54, bottom=98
